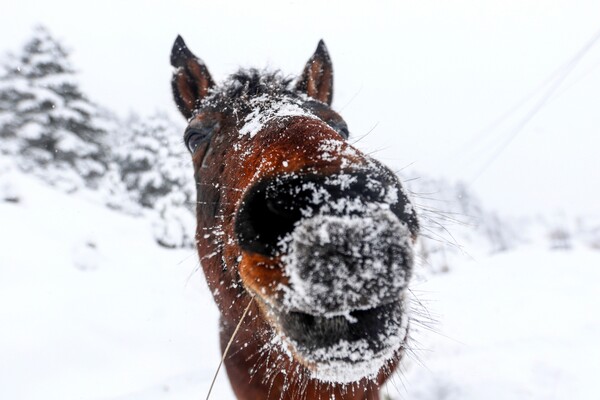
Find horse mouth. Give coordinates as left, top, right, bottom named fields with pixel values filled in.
left=282, top=302, right=404, bottom=352
left=264, top=299, right=409, bottom=383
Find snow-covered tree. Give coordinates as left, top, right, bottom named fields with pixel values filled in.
left=152, top=191, right=197, bottom=248
left=116, top=112, right=196, bottom=247
left=97, top=163, right=141, bottom=215
left=116, top=113, right=192, bottom=207
left=403, top=172, right=518, bottom=271
left=0, top=52, right=25, bottom=156
left=0, top=157, right=20, bottom=203
left=0, top=25, right=110, bottom=190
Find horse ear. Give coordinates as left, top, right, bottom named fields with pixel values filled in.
left=296, top=40, right=334, bottom=105
left=170, top=35, right=215, bottom=119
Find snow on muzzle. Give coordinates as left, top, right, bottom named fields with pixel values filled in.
left=277, top=206, right=413, bottom=382
left=280, top=206, right=413, bottom=315
left=235, top=172, right=416, bottom=382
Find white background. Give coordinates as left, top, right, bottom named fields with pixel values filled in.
left=3, top=0, right=600, bottom=217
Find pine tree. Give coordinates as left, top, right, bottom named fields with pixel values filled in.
left=0, top=25, right=109, bottom=190
left=152, top=190, right=197, bottom=248
left=0, top=52, right=25, bottom=156
left=116, top=113, right=192, bottom=207
left=116, top=112, right=196, bottom=248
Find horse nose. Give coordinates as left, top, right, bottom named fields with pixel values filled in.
left=235, top=171, right=417, bottom=257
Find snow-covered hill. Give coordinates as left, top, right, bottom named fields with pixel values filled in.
left=402, top=247, right=600, bottom=400
left=2, top=171, right=599, bottom=399
left=0, top=171, right=234, bottom=399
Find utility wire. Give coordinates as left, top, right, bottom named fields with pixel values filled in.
left=469, top=28, right=600, bottom=183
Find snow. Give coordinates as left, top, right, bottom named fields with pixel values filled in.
left=19, top=120, right=44, bottom=139
left=396, top=247, right=600, bottom=400
left=308, top=322, right=406, bottom=384
left=1, top=172, right=600, bottom=399
left=317, top=138, right=362, bottom=168
left=238, top=94, right=317, bottom=138
left=0, top=158, right=20, bottom=202
left=0, top=172, right=234, bottom=400
left=281, top=208, right=412, bottom=316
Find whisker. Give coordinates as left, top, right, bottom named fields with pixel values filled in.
left=350, top=121, right=379, bottom=145
left=205, top=297, right=254, bottom=400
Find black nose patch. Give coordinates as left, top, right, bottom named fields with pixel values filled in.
left=235, top=171, right=417, bottom=257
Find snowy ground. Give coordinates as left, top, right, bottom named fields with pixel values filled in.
left=1, top=173, right=599, bottom=400
left=399, top=248, right=600, bottom=400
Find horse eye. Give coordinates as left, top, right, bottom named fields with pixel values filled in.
left=184, top=124, right=217, bottom=153
left=329, top=120, right=349, bottom=139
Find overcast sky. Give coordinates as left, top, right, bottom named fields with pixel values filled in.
left=2, top=0, right=599, bottom=217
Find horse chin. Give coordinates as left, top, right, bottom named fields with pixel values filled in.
left=263, top=297, right=410, bottom=384
left=299, top=339, right=406, bottom=384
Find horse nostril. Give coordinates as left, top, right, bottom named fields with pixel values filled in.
left=235, top=178, right=306, bottom=256
left=266, top=197, right=294, bottom=217
left=235, top=171, right=416, bottom=256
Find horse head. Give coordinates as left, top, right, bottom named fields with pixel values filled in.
left=170, top=36, right=419, bottom=399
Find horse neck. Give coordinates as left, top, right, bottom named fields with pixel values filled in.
left=219, top=310, right=384, bottom=400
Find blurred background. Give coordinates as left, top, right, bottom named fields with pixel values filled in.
left=1, top=1, right=599, bottom=399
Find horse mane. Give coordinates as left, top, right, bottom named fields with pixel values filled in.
left=203, top=69, right=299, bottom=114
left=225, top=69, right=295, bottom=98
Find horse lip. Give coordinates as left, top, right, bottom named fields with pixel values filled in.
left=260, top=295, right=406, bottom=355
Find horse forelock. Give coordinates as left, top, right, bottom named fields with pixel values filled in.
left=201, top=68, right=299, bottom=111
left=226, top=69, right=295, bottom=98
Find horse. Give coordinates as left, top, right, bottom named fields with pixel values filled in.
left=170, top=36, right=419, bottom=400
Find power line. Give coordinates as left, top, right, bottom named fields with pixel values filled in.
left=469, top=27, right=600, bottom=183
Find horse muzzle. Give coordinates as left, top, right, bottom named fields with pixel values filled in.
left=234, top=170, right=417, bottom=381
